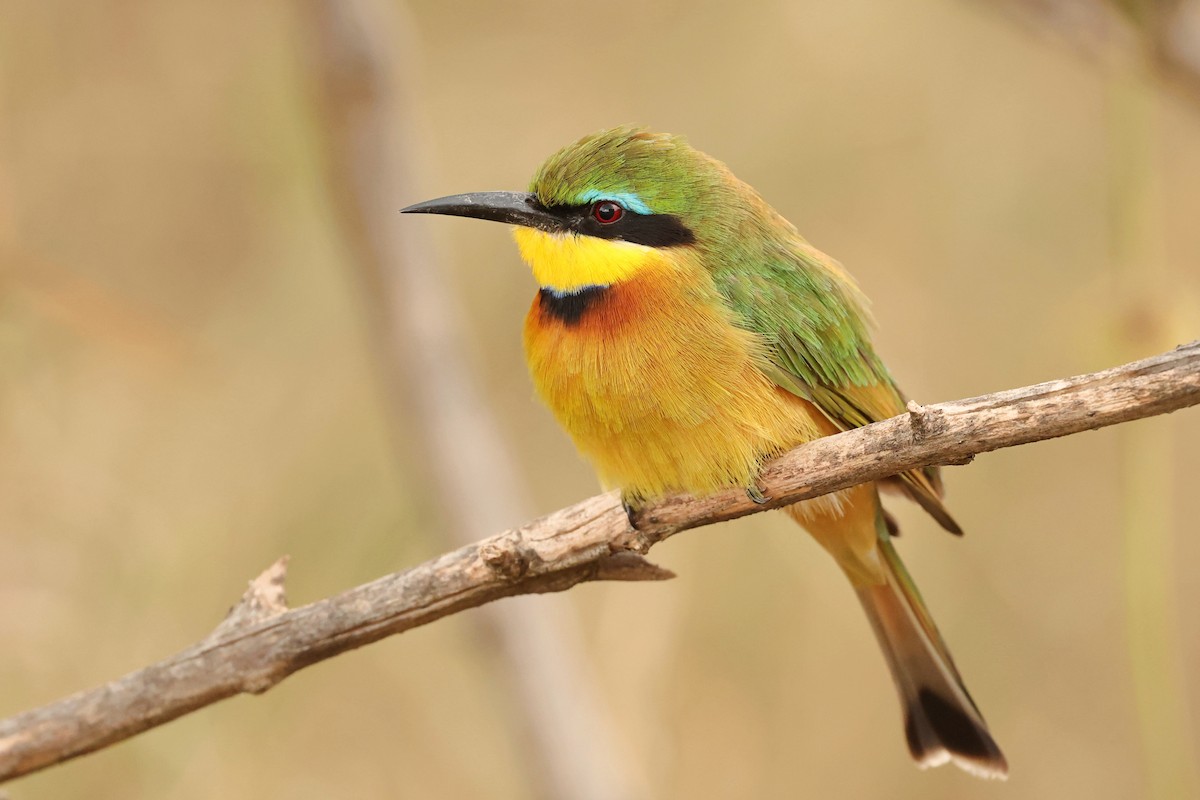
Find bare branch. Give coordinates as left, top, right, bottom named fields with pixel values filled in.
left=0, top=341, right=1196, bottom=784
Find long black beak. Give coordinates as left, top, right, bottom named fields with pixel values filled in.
left=401, top=191, right=564, bottom=233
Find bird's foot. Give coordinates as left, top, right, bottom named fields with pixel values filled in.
left=621, top=492, right=644, bottom=528
left=746, top=484, right=769, bottom=505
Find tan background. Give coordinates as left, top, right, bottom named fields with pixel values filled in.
left=2, top=0, right=1199, bottom=798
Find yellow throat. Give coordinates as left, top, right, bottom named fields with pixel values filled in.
left=514, top=227, right=656, bottom=291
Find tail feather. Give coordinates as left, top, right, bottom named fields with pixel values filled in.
left=856, top=537, right=1008, bottom=779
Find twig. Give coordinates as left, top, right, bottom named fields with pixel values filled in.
left=0, top=341, right=1196, bottom=784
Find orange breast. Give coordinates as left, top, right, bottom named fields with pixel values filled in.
left=522, top=260, right=828, bottom=499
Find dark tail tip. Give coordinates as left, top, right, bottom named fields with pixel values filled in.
left=905, top=689, right=1009, bottom=780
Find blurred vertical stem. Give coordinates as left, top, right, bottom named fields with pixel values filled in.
left=1106, top=38, right=1200, bottom=800
left=294, top=2, right=645, bottom=798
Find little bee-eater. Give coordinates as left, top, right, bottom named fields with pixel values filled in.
left=403, top=126, right=1006, bottom=779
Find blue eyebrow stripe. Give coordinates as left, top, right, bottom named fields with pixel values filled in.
left=577, top=189, right=653, bottom=215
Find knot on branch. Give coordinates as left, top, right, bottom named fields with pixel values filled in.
left=478, top=536, right=533, bottom=581
left=210, top=557, right=291, bottom=639
left=611, top=524, right=656, bottom=555
left=906, top=400, right=948, bottom=438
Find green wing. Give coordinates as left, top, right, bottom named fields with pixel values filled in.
left=712, top=238, right=961, bottom=535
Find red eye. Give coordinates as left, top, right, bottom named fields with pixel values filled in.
left=592, top=201, right=623, bottom=224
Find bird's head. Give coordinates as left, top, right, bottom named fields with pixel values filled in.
left=403, top=126, right=784, bottom=293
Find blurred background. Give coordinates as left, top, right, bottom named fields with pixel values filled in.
left=2, top=0, right=1199, bottom=797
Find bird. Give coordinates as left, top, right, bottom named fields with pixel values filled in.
left=402, top=125, right=1007, bottom=779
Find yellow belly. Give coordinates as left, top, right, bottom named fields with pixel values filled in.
left=522, top=258, right=827, bottom=500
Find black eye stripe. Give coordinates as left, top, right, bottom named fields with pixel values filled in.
left=535, top=199, right=695, bottom=248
